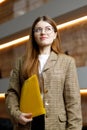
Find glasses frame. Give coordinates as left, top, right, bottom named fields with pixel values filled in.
left=34, top=26, right=54, bottom=34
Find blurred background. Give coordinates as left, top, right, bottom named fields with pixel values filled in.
left=0, top=0, right=87, bottom=129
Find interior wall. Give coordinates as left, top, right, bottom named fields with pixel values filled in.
left=0, top=0, right=87, bottom=39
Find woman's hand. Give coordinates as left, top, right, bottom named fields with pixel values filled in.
left=18, top=113, right=32, bottom=125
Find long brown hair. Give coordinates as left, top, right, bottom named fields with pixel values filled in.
left=22, top=16, right=62, bottom=79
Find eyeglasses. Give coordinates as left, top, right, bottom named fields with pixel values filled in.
left=34, top=26, right=54, bottom=34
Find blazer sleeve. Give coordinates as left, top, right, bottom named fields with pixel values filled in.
left=64, top=58, right=82, bottom=130
left=5, top=58, right=22, bottom=123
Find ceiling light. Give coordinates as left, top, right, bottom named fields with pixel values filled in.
left=0, top=93, right=5, bottom=98
left=80, top=89, right=87, bottom=93
left=0, top=0, right=6, bottom=3
left=57, top=16, right=87, bottom=29
left=0, top=35, right=29, bottom=50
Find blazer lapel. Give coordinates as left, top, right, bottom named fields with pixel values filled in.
left=43, top=51, right=58, bottom=71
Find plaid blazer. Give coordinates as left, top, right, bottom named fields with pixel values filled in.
left=5, top=51, right=82, bottom=130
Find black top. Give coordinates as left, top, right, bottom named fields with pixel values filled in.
left=31, top=114, right=45, bottom=130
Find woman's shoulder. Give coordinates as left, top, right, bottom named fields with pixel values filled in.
left=14, top=55, right=25, bottom=68
left=58, top=53, right=75, bottom=63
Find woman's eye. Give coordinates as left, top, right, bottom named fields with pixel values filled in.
left=34, top=28, right=42, bottom=32
left=46, top=27, right=51, bottom=31
left=37, top=28, right=41, bottom=32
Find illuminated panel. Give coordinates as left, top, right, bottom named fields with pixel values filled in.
left=0, top=35, right=29, bottom=50
left=57, top=16, right=87, bottom=29
left=0, top=0, right=6, bottom=3
left=80, top=89, right=87, bottom=94
left=0, top=93, right=5, bottom=98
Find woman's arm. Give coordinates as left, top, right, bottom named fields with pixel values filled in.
left=5, top=58, right=22, bottom=123
left=5, top=58, right=33, bottom=125
left=64, top=58, right=82, bottom=130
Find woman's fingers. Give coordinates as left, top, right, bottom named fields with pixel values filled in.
left=23, top=113, right=32, bottom=119
left=19, top=113, right=33, bottom=125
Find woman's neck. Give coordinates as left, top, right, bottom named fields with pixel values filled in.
left=39, top=45, right=51, bottom=55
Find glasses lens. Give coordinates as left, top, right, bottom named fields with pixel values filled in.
left=34, top=27, right=42, bottom=33
left=34, top=26, right=53, bottom=34
left=45, top=27, right=53, bottom=33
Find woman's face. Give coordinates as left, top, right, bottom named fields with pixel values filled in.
left=34, top=20, right=57, bottom=48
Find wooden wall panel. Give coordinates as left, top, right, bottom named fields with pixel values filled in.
left=81, top=92, right=87, bottom=126
left=0, top=43, right=26, bottom=78
left=0, top=0, right=50, bottom=24
left=0, top=0, right=14, bottom=24
left=60, top=20, right=87, bottom=67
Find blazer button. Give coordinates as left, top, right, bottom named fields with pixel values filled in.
left=44, top=89, right=48, bottom=93
left=45, top=101, right=49, bottom=106
left=46, top=114, right=48, bottom=118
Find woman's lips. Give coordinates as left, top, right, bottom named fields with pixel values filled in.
left=40, top=37, right=48, bottom=40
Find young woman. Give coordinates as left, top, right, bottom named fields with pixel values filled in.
left=5, top=16, right=82, bottom=130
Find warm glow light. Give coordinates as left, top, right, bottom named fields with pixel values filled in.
left=0, top=35, right=29, bottom=50
left=57, top=16, right=87, bottom=29
left=80, top=89, right=87, bottom=93
left=0, top=15, right=87, bottom=50
left=0, top=93, right=5, bottom=98
left=0, top=0, right=6, bottom=3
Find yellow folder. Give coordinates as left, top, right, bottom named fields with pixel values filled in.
left=20, top=74, right=46, bottom=118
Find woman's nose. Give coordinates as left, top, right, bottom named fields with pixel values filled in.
left=41, top=29, right=45, bottom=34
